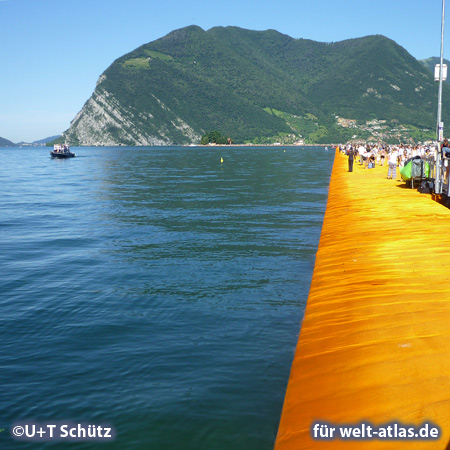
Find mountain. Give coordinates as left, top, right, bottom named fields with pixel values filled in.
left=0, top=136, right=16, bottom=147
left=64, top=26, right=449, bottom=145
left=34, top=135, right=62, bottom=144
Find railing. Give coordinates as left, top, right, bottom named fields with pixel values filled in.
left=437, top=157, right=450, bottom=196
left=431, top=146, right=450, bottom=196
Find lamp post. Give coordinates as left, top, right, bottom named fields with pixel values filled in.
left=437, top=0, right=446, bottom=141
left=435, top=0, right=446, bottom=194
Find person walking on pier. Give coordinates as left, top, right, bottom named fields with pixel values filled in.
left=387, top=147, right=399, bottom=179
left=358, top=145, right=365, bottom=165
left=348, top=146, right=355, bottom=172
left=379, top=147, right=386, bottom=166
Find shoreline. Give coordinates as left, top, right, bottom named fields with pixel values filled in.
left=3, top=143, right=335, bottom=149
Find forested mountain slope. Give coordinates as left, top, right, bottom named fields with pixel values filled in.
left=63, top=26, right=447, bottom=145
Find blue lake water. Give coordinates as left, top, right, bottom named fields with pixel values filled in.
left=1, top=145, right=334, bottom=449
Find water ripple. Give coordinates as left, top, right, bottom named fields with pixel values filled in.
left=1, top=146, right=334, bottom=450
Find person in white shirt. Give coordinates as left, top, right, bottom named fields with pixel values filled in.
left=358, top=145, right=365, bottom=165
left=387, top=148, right=399, bottom=179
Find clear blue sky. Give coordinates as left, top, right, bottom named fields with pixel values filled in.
left=0, top=0, right=447, bottom=142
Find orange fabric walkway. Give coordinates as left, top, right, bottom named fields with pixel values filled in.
left=275, top=149, right=450, bottom=449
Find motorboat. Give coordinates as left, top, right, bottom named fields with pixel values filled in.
left=50, top=143, right=76, bottom=158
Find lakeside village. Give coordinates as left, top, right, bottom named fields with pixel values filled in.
left=199, top=114, right=435, bottom=147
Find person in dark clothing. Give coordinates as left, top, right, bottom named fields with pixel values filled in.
left=348, top=147, right=355, bottom=172
left=441, top=138, right=450, bottom=158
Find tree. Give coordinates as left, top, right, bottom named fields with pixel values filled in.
left=201, top=130, right=230, bottom=145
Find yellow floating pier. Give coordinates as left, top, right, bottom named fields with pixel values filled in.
left=275, top=149, right=450, bottom=449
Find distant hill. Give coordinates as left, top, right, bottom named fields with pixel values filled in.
left=0, top=136, right=16, bottom=147
left=33, top=135, right=61, bottom=144
left=14, top=135, right=62, bottom=147
left=63, top=26, right=449, bottom=145
left=420, top=57, right=450, bottom=85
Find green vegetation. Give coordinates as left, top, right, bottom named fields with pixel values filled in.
left=262, top=108, right=327, bottom=143
left=47, top=135, right=65, bottom=146
left=123, top=57, right=150, bottom=69
left=64, top=26, right=450, bottom=145
left=143, top=50, right=173, bottom=61
left=201, top=130, right=231, bottom=145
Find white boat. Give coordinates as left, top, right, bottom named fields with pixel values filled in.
left=50, top=144, right=76, bottom=158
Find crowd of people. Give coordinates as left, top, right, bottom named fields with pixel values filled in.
left=339, top=143, right=435, bottom=178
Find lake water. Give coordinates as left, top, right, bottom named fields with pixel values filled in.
left=1, top=145, right=334, bottom=449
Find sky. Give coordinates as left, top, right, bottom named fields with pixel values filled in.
left=0, top=0, right=447, bottom=143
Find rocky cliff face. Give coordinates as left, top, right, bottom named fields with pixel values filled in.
left=65, top=75, right=201, bottom=146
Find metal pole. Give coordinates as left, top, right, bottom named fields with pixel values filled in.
left=438, top=0, right=445, bottom=138
left=436, top=0, right=445, bottom=194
